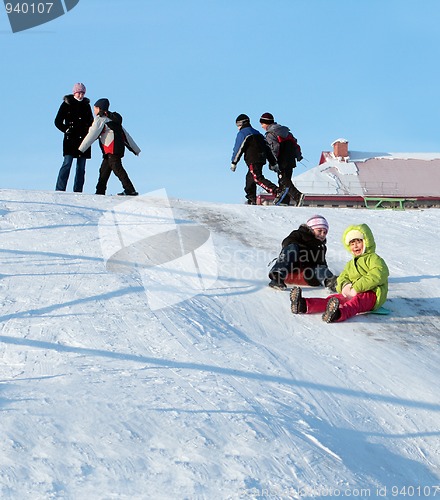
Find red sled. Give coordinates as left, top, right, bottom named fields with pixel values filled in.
left=284, top=270, right=310, bottom=287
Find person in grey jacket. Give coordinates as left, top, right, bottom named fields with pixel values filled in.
left=79, top=98, right=140, bottom=196
left=260, top=112, right=303, bottom=206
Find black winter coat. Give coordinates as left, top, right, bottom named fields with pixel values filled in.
left=54, top=95, right=93, bottom=158
left=231, top=125, right=277, bottom=166
left=282, top=224, right=328, bottom=268
left=102, top=111, right=129, bottom=157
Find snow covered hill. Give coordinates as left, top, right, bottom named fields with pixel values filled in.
left=0, top=189, right=439, bottom=499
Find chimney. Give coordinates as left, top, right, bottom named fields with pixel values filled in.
left=332, top=138, right=349, bottom=158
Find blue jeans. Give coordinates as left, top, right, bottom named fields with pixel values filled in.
left=56, top=155, right=87, bottom=192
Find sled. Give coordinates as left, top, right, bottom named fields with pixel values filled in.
left=269, top=270, right=328, bottom=288
left=284, top=271, right=310, bottom=287
left=365, top=306, right=391, bottom=315
left=257, top=191, right=304, bottom=207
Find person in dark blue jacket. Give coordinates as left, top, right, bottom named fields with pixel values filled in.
left=230, top=114, right=283, bottom=205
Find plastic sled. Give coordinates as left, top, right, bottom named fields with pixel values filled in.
left=284, top=271, right=310, bottom=287
left=368, top=306, right=391, bottom=315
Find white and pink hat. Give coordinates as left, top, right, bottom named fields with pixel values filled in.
left=306, top=215, right=329, bottom=232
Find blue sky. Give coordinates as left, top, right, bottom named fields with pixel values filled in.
left=2, top=0, right=440, bottom=203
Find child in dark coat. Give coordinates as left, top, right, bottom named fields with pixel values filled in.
left=79, top=98, right=140, bottom=196
left=269, top=215, right=337, bottom=290
left=230, top=114, right=283, bottom=205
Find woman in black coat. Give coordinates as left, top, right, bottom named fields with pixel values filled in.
left=268, top=215, right=337, bottom=290
left=54, top=83, right=93, bottom=192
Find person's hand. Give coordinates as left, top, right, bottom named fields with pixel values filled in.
left=342, top=283, right=357, bottom=298
left=230, top=163, right=237, bottom=172
left=269, top=163, right=280, bottom=173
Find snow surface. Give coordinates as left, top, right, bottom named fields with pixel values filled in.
left=0, top=189, right=439, bottom=499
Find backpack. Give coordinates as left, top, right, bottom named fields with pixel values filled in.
left=277, top=133, right=303, bottom=162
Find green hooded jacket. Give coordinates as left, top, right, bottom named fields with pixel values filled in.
left=336, top=223, right=389, bottom=309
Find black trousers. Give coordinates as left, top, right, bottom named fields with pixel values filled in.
left=245, top=163, right=278, bottom=202
left=277, top=165, right=302, bottom=204
left=269, top=243, right=333, bottom=286
left=95, top=154, right=136, bottom=195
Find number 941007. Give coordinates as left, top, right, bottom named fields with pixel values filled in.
left=5, top=3, right=54, bottom=14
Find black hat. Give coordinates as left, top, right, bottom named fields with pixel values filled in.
left=259, top=112, right=274, bottom=124
left=235, top=113, right=250, bottom=127
left=94, top=98, right=110, bottom=111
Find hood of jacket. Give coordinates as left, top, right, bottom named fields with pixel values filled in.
left=266, top=123, right=290, bottom=139
left=342, top=223, right=375, bottom=255
left=282, top=224, right=327, bottom=253
left=63, top=94, right=90, bottom=106
left=107, top=111, right=123, bottom=124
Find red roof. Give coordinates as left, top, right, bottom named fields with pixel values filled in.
left=297, top=151, right=440, bottom=197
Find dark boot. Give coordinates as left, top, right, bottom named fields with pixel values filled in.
left=274, top=187, right=289, bottom=205
left=290, top=287, right=307, bottom=314
left=268, top=273, right=286, bottom=290
left=322, top=297, right=341, bottom=323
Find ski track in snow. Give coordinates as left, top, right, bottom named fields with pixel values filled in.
left=0, top=190, right=439, bottom=499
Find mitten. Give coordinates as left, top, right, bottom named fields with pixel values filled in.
left=230, top=163, right=237, bottom=172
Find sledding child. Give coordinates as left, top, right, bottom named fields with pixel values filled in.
left=290, top=223, right=389, bottom=323
left=268, top=215, right=337, bottom=291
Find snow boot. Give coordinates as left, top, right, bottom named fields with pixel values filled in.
left=324, top=275, right=338, bottom=293
left=322, top=297, right=341, bottom=323
left=292, top=191, right=304, bottom=207
left=290, top=286, right=307, bottom=314
left=268, top=278, right=286, bottom=290
left=274, top=187, right=289, bottom=206
left=118, top=190, right=139, bottom=196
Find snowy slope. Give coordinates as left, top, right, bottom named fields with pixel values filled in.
left=0, top=189, right=439, bottom=499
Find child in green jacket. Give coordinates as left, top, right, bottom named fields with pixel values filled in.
left=289, top=223, right=389, bottom=323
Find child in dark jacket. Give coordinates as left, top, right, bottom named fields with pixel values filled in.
left=290, top=223, right=389, bottom=323
left=230, top=114, right=283, bottom=205
left=79, top=98, right=140, bottom=196
left=269, top=215, right=337, bottom=290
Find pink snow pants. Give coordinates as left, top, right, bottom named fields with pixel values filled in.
left=305, top=291, right=377, bottom=322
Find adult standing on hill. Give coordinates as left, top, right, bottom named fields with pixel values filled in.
left=54, top=83, right=93, bottom=192
left=259, top=112, right=303, bottom=206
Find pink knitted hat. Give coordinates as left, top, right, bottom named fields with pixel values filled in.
left=72, top=82, right=86, bottom=94
left=306, top=215, right=329, bottom=231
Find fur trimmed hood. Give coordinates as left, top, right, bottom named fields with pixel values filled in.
left=63, top=94, right=90, bottom=106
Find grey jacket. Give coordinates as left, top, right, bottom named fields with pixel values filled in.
left=79, top=114, right=141, bottom=157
